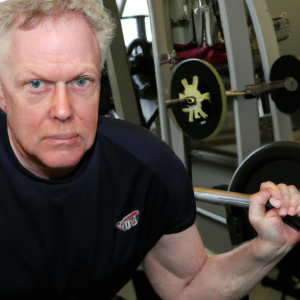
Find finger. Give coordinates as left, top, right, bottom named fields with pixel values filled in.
left=260, top=181, right=283, bottom=208
left=276, top=183, right=291, bottom=216
left=249, top=190, right=271, bottom=223
left=288, top=185, right=300, bottom=215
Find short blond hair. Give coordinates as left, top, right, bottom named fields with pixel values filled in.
left=0, top=0, right=116, bottom=69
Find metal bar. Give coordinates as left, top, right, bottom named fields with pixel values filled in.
left=165, top=96, right=195, bottom=105
left=104, top=0, right=142, bottom=125
left=226, top=91, right=245, bottom=97
left=218, top=0, right=260, bottom=164
left=190, top=150, right=238, bottom=167
left=196, top=207, right=227, bottom=225
left=245, top=0, right=293, bottom=142
left=117, top=0, right=127, bottom=17
left=245, top=77, right=298, bottom=95
left=165, top=98, right=187, bottom=104
left=136, top=16, right=147, bottom=40
left=194, top=187, right=250, bottom=208
left=194, top=187, right=300, bottom=232
left=147, top=0, right=173, bottom=146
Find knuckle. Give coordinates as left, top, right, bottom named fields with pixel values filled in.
left=289, top=185, right=298, bottom=192
left=277, top=183, right=287, bottom=189
left=289, top=184, right=297, bottom=189
left=294, top=194, right=300, bottom=204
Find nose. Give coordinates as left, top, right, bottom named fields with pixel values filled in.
left=52, top=83, right=72, bottom=121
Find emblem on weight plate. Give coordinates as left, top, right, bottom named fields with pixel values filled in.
left=180, top=76, right=210, bottom=122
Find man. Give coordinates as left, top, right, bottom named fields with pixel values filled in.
left=0, top=0, right=299, bottom=299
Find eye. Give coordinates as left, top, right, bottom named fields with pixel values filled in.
left=75, top=78, right=89, bottom=87
left=30, top=80, right=43, bottom=89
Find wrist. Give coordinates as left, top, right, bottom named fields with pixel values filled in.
left=251, top=236, right=290, bottom=263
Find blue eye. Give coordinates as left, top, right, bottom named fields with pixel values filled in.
left=30, top=80, right=42, bottom=88
left=75, top=78, right=88, bottom=87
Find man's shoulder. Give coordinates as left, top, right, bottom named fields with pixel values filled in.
left=97, top=117, right=186, bottom=179
left=97, top=116, right=172, bottom=155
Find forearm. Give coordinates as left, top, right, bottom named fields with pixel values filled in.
left=146, top=185, right=300, bottom=300
left=181, top=238, right=290, bottom=300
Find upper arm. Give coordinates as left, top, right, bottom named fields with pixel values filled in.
left=143, top=224, right=208, bottom=299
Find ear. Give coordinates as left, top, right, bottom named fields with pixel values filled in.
left=0, top=86, right=7, bottom=113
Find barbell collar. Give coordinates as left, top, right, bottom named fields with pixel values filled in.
left=284, top=77, right=298, bottom=92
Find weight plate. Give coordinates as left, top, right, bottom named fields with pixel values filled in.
left=270, top=55, right=300, bottom=114
left=170, top=59, right=226, bottom=140
left=227, top=141, right=300, bottom=245
left=227, top=141, right=300, bottom=299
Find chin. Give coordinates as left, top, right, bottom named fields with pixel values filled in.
left=39, top=148, right=86, bottom=170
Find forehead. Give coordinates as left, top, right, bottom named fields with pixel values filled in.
left=5, top=14, right=101, bottom=77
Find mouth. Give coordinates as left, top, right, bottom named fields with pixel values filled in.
left=46, top=134, right=80, bottom=145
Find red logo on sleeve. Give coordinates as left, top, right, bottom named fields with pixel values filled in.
left=115, top=210, right=139, bottom=232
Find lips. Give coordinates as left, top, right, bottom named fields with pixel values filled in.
left=47, top=134, right=79, bottom=139
left=45, top=134, right=80, bottom=144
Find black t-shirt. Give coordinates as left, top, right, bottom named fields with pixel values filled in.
left=0, top=112, right=196, bottom=299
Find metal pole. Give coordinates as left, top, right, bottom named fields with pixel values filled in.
left=136, top=16, right=147, bottom=41
left=104, top=0, right=142, bottom=125
left=117, top=0, right=127, bottom=17
left=218, top=0, right=260, bottom=164
left=147, top=0, right=173, bottom=146
left=245, top=0, right=293, bottom=142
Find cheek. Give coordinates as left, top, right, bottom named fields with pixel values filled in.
left=8, top=110, right=44, bottom=147
left=72, top=97, right=99, bottom=148
left=76, top=95, right=99, bottom=128
left=81, top=105, right=99, bottom=141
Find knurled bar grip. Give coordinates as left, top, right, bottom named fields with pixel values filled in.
left=193, top=187, right=300, bottom=232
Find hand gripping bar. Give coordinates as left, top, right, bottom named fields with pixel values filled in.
left=194, top=187, right=300, bottom=232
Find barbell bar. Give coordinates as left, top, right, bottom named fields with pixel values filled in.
left=165, top=76, right=298, bottom=106
left=226, top=77, right=298, bottom=99
left=146, top=96, right=197, bottom=129
left=166, top=77, right=298, bottom=103
left=194, top=187, right=300, bottom=232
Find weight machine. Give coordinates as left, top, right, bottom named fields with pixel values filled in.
left=148, top=0, right=294, bottom=165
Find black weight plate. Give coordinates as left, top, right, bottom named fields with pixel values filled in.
left=270, top=55, right=300, bottom=114
left=170, top=59, right=226, bottom=140
left=227, top=141, right=300, bottom=245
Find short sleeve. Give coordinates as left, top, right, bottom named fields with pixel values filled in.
left=98, top=117, right=196, bottom=236
left=161, top=157, right=196, bottom=235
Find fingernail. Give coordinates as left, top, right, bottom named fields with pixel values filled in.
left=279, top=207, right=288, bottom=215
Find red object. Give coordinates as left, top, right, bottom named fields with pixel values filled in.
left=175, top=43, right=227, bottom=64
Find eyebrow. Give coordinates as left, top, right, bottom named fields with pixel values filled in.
left=15, top=66, right=100, bottom=83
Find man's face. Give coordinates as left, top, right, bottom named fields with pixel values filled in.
left=0, top=15, right=101, bottom=179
